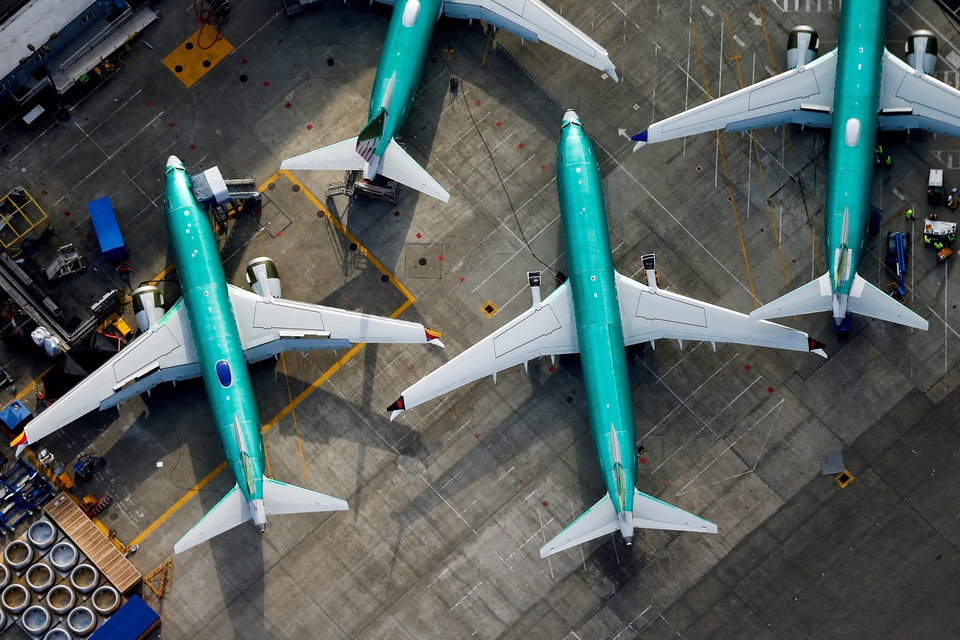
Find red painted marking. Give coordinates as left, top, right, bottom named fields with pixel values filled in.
left=168, top=122, right=176, bottom=128
left=662, top=479, right=670, bottom=486
left=517, top=143, right=525, bottom=150
left=744, top=364, right=751, bottom=371
left=540, top=164, right=546, bottom=171
left=190, top=144, right=197, bottom=150
left=63, top=211, right=71, bottom=217
left=145, top=100, right=153, bottom=107
left=548, top=366, right=555, bottom=372
left=393, top=210, right=401, bottom=217
left=640, top=457, right=647, bottom=464
left=459, top=276, right=465, bottom=283
left=437, top=255, right=443, bottom=261
left=517, top=479, right=524, bottom=485
left=437, top=595, right=445, bottom=602
left=40, top=190, right=47, bottom=196
left=306, top=124, right=314, bottom=131
left=496, top=121, right=503, bottom=128
left=474, top=100, right=481, bottom=106
left=541, top=501, right=549, bottom=507
left=85, top=232, right=93, bottom=240
left=241, top=58, right=248, bottom=65
left=277, top=231, right=283, bottom=237
left=408, top=363, right=415, bottom=371
left=285, top=102, right=292, bottom=109
left=262, top=81, right=270, bottom=87
left=767, top=386, right=775, bottom=393
left=416, top=232, right=423, bottom=239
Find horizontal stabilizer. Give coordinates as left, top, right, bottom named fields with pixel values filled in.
left=262, top=478, right=348, bottom=515
left=174, top=484, right=251, bottom=554
left=381, top=139, right=450, bottom=202
left=632, top=489, right=718, bottom=533
left=540, top=490, right=717, bottom=558
left=848, top=274, right=928, bottom=330
left=750, top=273, right=833, bottom=321
left=540, top=493, right=618, bottom=558
left=281, top=137, right=365, bottom=172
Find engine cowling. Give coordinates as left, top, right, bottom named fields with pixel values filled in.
left=131, top=285, right=165, bottom=332
left=246, top=257, right=281, bottom=299
left=906, top=30, right=938, bottom=75
left=786, top=26, right=819, bottom=69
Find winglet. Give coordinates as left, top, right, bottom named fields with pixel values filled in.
left=10, top=432, right=27, bottom=449
left=808, top=337, right=828, bottom=359
left=425, top=329, right=445, bottom=348
left=388, top=396, right=405, bottom=421
left=631, top=130, right=648, bottom=151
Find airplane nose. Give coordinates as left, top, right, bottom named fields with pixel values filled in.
left=166, top=155, right=182, bottom=169
left=563, top=109, right=580, bottom=124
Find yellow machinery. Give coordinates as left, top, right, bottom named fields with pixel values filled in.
left=0, top=187, right=50, bottom=257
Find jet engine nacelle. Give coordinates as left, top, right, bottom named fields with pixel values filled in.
left=906, top=30, right=938, bottom=75
left=132, top=285, right=165, bottom=332
left=786, top=26, right=819, bottom=69
left=246, top=257, right=282, bottom=299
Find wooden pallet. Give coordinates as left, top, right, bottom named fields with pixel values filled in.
left=44, top=493, right=141, bottom=594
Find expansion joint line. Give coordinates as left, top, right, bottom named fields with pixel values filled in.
left=691, top=18, right=759, bottom=306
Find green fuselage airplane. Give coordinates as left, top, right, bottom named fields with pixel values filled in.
left=631, top=0, right=960, bottom=332
left=13, top=156, right=445, bottom=553
left=388, top=112, right=826, bottom=557
left=282, top=0, right=618, bottom=202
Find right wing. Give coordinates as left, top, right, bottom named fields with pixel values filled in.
left=878, top=48, right=960, bottom=136
left=441, top=0, right=617, bottom=80
left=228, top=285, right=444, bottom=364
left=632, top=49, right=837, bottom=149
left=13, top=300, right=201, bottom=450
left=388, top=282, right=578, bottom=416
left=615, top=273, right=826, bottom=356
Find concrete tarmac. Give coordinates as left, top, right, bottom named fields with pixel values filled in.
left=0, top=0, right=959, bottom=638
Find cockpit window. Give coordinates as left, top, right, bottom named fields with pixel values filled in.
left=216, top=360, right=233, bottom=387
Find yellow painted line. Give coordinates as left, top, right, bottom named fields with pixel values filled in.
left=129, top=173, right=417, bottom=547
left=691, top=20, right=759, bottom=306
left=280, top=170, right=417, bottom=305
left=279, top=352, right=309, bottom=482
left=162, top=28, right=234, bottom=89
left=725, top=12, right=790, bottom=290
left=129, top=462, right=227, bottom=548
left=758, top=3, right=778, bottom=75
left=1, top=364, right=55, bottom=412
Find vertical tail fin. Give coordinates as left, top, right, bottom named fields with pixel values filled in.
left=356, top=108, right=386, bottom=163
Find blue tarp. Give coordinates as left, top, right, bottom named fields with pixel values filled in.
left=90, top=595, right=160, bottom=640
left=0, top=401, right=30, bottom=430
left=87, top=197, right=128, bottom=261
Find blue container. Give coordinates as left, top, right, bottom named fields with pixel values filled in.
left=87, top=197, right=128, bottom=261
left=90, top=595, right=160, bottom=640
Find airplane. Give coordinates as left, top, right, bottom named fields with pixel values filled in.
left=281, top=0, right=618, bottom=203
left=630, top=2, right=956, bottom=333
left=387, top=111, right=827, bottom=558
left=11, top=156, right=445, bottom=554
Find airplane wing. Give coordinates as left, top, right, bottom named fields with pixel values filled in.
left=441, top=0, right=618, bottom=80
left=227, top=285, right=445, bottom=364
left=387, top=281, right=579, bottom=416
left=878, top=49, right=960, bottom=136
left=631, top=49, right=838, bottom=149
left=615, top=273, right=826, bottom=356
left=13, top=300, right=201, bottom=450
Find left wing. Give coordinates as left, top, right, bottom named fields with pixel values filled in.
left=227, top=285, right=444, bottom=363
left=615, top=273, right=827, bottom=356
left=878, top=49, right=960, bottom=136
left=632, top=49, right=837, bottom=149
left=441, top=0, right=618, bottom=80
left=388, top=281, right=578, bottom=416
left=13, top=300, right=201, bottom=450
